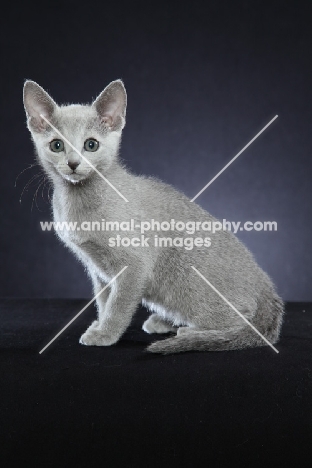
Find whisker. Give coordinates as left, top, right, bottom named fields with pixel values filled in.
left=31, top=176, right=45, bottom=212
left=15, top=163, right=40, bottom=187
left=47, top=180, right=53, bottom=202
left=41, top=176, right=47, bottom=202
left=19, top=173, right=42, bottom=203
left=42, top=177, right=51, bottom=204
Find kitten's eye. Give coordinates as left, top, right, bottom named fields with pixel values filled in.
left=50, top=139, right=64, bottom=153
left=84, top=138, right=99, bottom=152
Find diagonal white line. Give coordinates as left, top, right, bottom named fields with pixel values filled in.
left=190, top=115, right=278, bottom=202
left=191, top=266, right=279, bottom=353
left=40, top=114, right=129, bottom=202
left=39, top=266, right=128, bottom=354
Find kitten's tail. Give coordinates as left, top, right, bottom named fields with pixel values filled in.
left=146, top=296, right=284, bottom=355
left=146, top=327, right=274, bottom=354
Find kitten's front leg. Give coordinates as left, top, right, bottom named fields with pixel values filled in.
left=81, top=274, right=111, bottom=334
left=80, top=266, right=144, bottom=347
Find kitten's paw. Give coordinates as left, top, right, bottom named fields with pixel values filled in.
left=142, top=315, right=177, bottom=334
left=86, top=320, right=100, bottom=331
left=79, top=328, right=117, bottom=347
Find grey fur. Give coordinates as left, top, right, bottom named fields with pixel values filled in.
left=23, top=79, right=284, bottom=354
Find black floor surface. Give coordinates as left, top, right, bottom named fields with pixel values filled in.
left=1, top=299, right=311, bottom=467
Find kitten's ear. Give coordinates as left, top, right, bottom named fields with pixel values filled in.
left=92, top=80, right=127, bottom=131
left=23, top=81, right=57, bottom=133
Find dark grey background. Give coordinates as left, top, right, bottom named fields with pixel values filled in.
left=1, top=0, right=311, bottom=300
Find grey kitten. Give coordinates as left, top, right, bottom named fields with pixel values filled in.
left=23, top=79, right=284, bottom=354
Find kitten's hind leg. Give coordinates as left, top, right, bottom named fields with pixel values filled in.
left=177, top=326, right=204, bottom=335
left=142, top=314, right=177, bottom=334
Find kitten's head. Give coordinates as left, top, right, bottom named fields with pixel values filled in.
left=23, top=80, right=127, bottom=184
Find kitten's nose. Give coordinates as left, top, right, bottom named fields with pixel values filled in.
left=67, top=160, right=80, bottom=171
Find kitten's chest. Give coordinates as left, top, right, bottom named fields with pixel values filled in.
left=52, top=198, right=90, bottom=245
